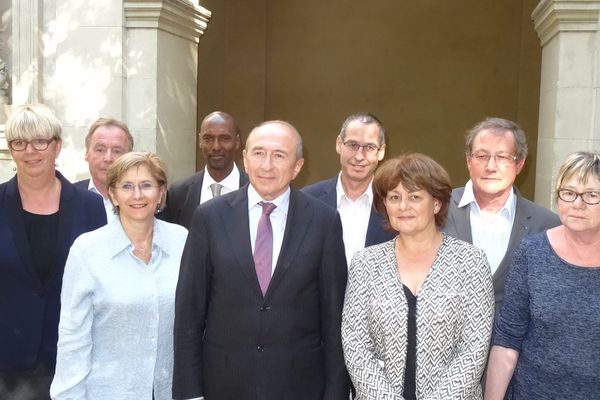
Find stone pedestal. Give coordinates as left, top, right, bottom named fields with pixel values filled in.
left=532, top=0, right=600, bottom=210
left=1, top=0, right=210, bottom=183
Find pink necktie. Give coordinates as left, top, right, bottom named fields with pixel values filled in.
left=254, top=202, right=276, bottom=295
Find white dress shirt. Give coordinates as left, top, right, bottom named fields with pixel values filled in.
left=87, top=178, right=116, bottom=222
left=247, top=184, right=290, bottom=276
left=336, top=173, right=373, bottom=266
left=458, top=180, right=516, bottom=275
left=50, top=219, right=188, bottom=400
left=200, top=165, right=241, bottom=204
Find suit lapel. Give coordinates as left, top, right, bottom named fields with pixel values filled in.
left=266, top=189, right=312, bottom=298
left=449, top=189, right=473, bottom=243
left=494, top=194, right=530, bottom=278
left=222, top=185, right=261, bottom=293
left=183, top=171, right=204, bottom=222
left=51, top=172, right=76, bottom=287
left=320, top=178, right=337, bottom=208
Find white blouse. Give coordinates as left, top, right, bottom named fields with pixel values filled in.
left=50, top=219, right=188, bottom=400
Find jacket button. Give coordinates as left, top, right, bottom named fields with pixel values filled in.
left=260, top=305, right=270, bottom=312
left=256, top=345, right=264, bottom=352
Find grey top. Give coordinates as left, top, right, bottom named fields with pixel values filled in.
left=493, top=232, right=600, bottom=399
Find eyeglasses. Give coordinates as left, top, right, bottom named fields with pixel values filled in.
left=114, top=182, right=160, bottom=194
left=342, top=140, right=381, bottom=155
left=8, top=138, right=55, bottom=152
left=557, top=189, right=600, bottom=205
left=470, top=153, right=518, bottom=166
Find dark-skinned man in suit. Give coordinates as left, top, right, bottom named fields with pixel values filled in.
left=162, top=111, right=248, bottom=228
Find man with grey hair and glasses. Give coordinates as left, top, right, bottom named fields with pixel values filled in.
left=303, top=112, right=394, bottom=265
left=443, top=117, right=559, bottom=311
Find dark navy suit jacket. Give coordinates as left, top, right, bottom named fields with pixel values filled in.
left=161, top=166, right=248, bottom=229
left=73, top=178, right=90, bottom=191
left=0, top=172, right=106, bottom=371
left=302, top=176, right=395, bottom=248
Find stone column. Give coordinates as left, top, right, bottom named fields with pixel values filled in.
left=1, top=0, right=210, bottom=183
left=124, top=0, right=211, bottom=181
left=532, top=0, right=600, bottom=210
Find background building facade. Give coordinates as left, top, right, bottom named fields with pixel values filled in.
left=1, top=0, right=598, bottom=209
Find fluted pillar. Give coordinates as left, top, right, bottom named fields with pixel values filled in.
left=533, top=0, right=600, bottom=209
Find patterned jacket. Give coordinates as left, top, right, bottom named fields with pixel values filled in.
left=342, top=234, right=494, bottom=400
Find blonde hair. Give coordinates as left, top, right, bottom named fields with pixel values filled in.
left=5, top=104, right=62, bottom=142
left=555, top=151, right=600, bottom=193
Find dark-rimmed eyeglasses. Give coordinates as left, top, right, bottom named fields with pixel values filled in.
left=114, top=182, right=160, bottom=194
left=8, top=138, right=55, bottom=152
left=470, top=153, right=518, bottom=166
left=342, top=140, right=381, bottom=155
left=557, top=189, right=600, bottom=205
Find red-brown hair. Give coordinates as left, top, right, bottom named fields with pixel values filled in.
left=373, top=153, right=452, bottom=230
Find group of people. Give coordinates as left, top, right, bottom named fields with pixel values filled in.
left=0, top=104, right=598, bottom=400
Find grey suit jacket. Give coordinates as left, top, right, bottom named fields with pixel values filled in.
left=443, top=187, right=560, bottom=309
left=161, top=165, right=248, bottom=229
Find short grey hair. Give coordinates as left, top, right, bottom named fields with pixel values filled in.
left=465, top=117, right=528, bottom=161
left=339, top=112, right=385, bottom=145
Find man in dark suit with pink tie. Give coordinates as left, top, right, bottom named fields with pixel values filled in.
left=173, top=120, right=350, bottom=400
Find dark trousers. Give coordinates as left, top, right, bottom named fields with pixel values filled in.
left=0, top=361, right=53, bottom=400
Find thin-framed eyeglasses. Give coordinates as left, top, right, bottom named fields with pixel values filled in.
left=8, top=138, right=56, bottom=152
left=114, top=182, right=160, bottom=194
left=557, top=189, right=600, bottom=205
left=342, top=140, right=381, bottom=155
left=470, top=152, right=518, bottom=166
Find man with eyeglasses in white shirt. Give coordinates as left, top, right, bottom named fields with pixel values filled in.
left=303, top=113, right=395, bottom=266
left=443, top=117, right=560, bottom=312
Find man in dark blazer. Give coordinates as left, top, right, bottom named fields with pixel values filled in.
left=443, top=117, right=560, bottom=310
left=161, top=111, right=248, bottom=229
left=173, top=120, right=350, bottom=400
left=303, top=113, right=394, bottom=264
left=0, top=173, right=106, bottom=398
left=74, top=117, right=134, bottom=220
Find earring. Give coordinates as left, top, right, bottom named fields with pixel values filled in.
left=12, top=165, right=16, bottom=171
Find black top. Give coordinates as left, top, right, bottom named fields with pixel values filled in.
left=402, top=284, right=417, bottom=400
left=23, top=210, right=59, bottom=285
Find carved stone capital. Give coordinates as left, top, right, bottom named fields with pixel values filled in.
left=533, top=0, right=600, bottom=46
left=124, top=0, right=211, bottom=43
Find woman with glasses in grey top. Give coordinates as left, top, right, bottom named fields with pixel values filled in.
left=486, top=151, right=600, bottom=400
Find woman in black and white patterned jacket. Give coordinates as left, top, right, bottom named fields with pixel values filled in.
left=342, top=153, right=494, bottom=400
